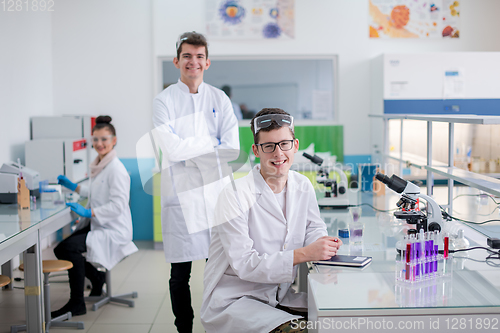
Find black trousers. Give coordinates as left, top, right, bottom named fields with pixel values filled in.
left=170, top=261, right=194, bottom=333
left=53, top=225, right=102, bottom=304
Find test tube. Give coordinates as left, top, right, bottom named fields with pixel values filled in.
left=410, top=235, right=416, bottom=281
left=444, top=232, right=449, bottom=259
left=405, top=241, right=411, bottom=281
left=415, top=234, right=421, bottom=280
left=433, top=231, right=439, bottom=274
left=429, top=233, right=434, bottom=275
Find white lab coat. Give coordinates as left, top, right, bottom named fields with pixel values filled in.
left=201, top=165, right=328, bottom=333
left=152, top=79, right=239, bottom=263
left=77, top=157, right=138, bottom=270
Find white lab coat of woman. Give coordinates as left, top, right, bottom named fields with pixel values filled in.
left=152, top=80, right=239, bottom=263
left=201, top=165, right=328, bottom=333
left=76, top=157, right=138, bottom=270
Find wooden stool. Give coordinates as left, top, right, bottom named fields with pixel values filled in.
left=0, top=275, right=11, bottom=288
left=85, top=264, right=137, bottom=311
left=11, top=260, right=84, bottom=333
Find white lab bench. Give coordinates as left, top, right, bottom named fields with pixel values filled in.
left=0, top=203, right=76, bottom=332
left=307, top=188, right=500, bottom=333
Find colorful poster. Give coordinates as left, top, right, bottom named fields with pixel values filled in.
left=206, top=0, right=295, bottom=40
left=369, top=0, right=460, bottom=38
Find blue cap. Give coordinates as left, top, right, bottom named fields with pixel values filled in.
left=338, top=229, right=349, bottom=238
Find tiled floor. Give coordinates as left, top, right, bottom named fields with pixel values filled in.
left=0, top=241, right=207, bottom=333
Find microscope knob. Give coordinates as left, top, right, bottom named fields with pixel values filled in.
left=338, top=186, right=346, bottom=195
left=428, top=222, right=441, bottom=232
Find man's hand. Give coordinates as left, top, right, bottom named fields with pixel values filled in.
left=293, top=236, right=342, bottom=265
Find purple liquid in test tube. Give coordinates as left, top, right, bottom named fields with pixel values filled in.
left=434, top=244, right=438, bottom=272
left=425, top=238, right=430, bottom=276
left=415, top=241, right=421, bottom=278
left=352, top=229, right=363, bottom=237
left=429, top=238, right=434, bottom=274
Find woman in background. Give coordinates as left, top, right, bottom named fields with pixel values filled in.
left=52, top=115, right=138, bottom=317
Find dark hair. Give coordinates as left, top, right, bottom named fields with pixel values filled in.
left=176, top=31, right=208, bottom=60
left=250, top=108, right=295, bottom=144
left=221, top=85, right=231, bottom=97
left=92, top=115, right=116, bottom=136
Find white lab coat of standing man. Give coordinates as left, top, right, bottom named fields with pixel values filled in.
left=152, top=32, right=239, bottom=333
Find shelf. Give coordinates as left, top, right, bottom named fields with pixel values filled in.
left=425, top=166, right=500, bottom=197
left=369, top=113, right=500, bottom=124
left=383, top=152, right=447, bottom=170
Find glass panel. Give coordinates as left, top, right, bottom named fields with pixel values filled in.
left=162, top=57, right=337, bottom=121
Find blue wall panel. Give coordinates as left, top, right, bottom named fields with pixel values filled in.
left=121, top=158, right=155, bottom=240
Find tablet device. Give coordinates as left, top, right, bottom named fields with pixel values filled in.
left=313, top=255, right=372, bottom=267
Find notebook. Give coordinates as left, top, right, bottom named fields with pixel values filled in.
left=313, top=255, right=372, bottom=267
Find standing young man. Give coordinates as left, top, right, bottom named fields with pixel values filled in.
left=201, top=108, right=342, bottom=333
left=152, top=32, right=239, bottom=333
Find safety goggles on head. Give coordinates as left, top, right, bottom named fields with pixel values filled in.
left=253, top=114, right=294, bottom=134
left=92, top=135, right=114, bottom=144
left=176, top=31, right=205, bottom=53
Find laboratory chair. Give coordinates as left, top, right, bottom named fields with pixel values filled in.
left=11, top=260, right=84, bottom=333
left=84, top=263, right=138, bottom=311
left=0, top=275, right=11, bottom=288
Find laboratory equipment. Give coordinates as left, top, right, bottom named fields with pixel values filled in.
left=349, top=222, right=363, bottom=244
left=30, top=115, right=98, bottom=168
left=39, top=181, right=64, bottom=209
left=375, top=172, right=445, bottom=233
left=31, top=116, right=96, bottom=140
left=302, top=152, right=349, bottom=209
left=395, top=230, right=452, bottom=284
left=0, top=162, right=40, bottom=196
left=25, top=138, right=89, bottom=183
left=0, top=173, right=18, bottom=204
left=338, top=229, right=349, bottom=238
left=17, top=177, right=30, bottom=210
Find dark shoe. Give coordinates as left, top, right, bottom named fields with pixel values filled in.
left=51, top=300, right=86, bottom=318
left=89, top=271, right=106, bottom=297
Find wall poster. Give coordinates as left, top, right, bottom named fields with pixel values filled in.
left=206, top=0, right=295, bottom=40
left=369, top=0, right=460, bottom=38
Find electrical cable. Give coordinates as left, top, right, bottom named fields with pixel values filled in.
left=452, top=205, right=499, bottom=217
left=442, top=246, right=500, bottom=268
left=449, top=246, right=499, bottom=254
left=348, top=203, right=398, bottom=213
left=439, top=205, right=500, bottom=225
left=453, top=193, right=500, bottom=205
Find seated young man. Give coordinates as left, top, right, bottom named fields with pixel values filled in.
left=201, top=108, right=342, bottom=333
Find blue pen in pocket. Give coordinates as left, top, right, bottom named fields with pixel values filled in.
left=213, top=108, right=216, bottom=118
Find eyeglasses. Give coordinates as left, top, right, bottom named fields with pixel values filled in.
left=92, top=135, right=114, bottom=143
left=253, top=114, right=294, bottom=134
left=256, top=140, right=294, bottom=153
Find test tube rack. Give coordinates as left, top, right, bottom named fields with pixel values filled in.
left=395, top=230, right=452, bottom=284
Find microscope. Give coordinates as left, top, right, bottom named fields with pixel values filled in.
left=375, top=172, right=445, bottom=232
left=302, top=152, right=349, bottom=209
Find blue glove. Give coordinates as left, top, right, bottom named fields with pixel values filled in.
left=66, top=202, right=92, bottom=218
left=58, top=175, right=78, bottom=191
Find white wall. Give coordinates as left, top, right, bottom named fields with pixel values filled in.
left=3, top=0, right=500, bottom=161
left=154, top=0, right=500, bottom=155
left=0, top=10, right=53, bottom=164
left=51, top=0, right=153, bottom=158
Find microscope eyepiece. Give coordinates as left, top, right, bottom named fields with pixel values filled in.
left=375, top=173, right=390, bottom=184
left=302, top=152, right=324, bottom=166
left=375, top=172, right=407, bottom=194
